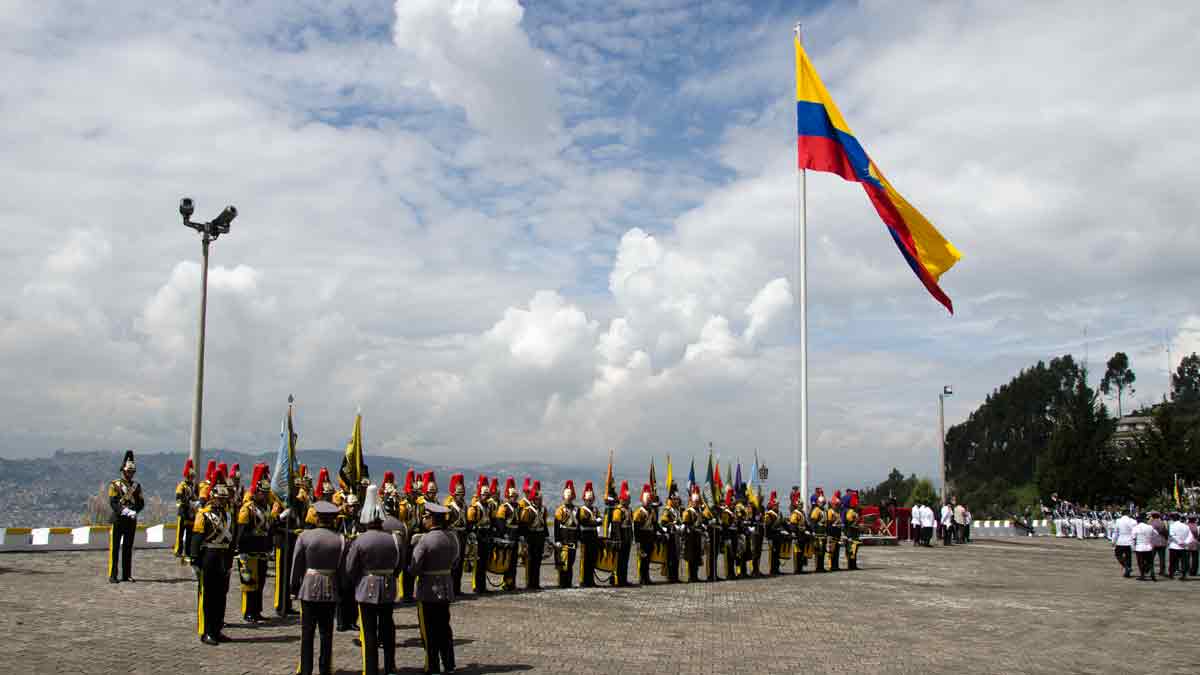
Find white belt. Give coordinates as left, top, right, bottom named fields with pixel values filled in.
left=306, top=568, right=334, bottom=576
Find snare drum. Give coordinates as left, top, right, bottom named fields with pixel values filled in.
left=487, top=537, right=517, bottom=575
left=595, top=539, right=620, bottom=573
left=649, top=537, right=669, bottom=566
left=778, top=539, right=794, bottom=559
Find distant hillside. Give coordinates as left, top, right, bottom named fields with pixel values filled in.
left=0, top=449, right=637, bottom=527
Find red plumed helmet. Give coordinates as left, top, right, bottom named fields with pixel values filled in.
left=476, top=475, right=488, bottom=498
left=489, top=477, right=499, bottom=497
left=298, top=464, right=308, bottom=478
left=183, top=458, right=195, bottom=480
left=315, top=468, right=331, bottom=499
left=403, top=469, right=415, bottom=495
left=641, top=483, right=652, bottom=504
left=790, top=487, right=801, bottom=508
left=531, top=480, right=541, bottom=498
left=382, top=471, right=395, bottom=486
left=768, top=491, right=779, bottom=509
left=423, top=471, right=437, bottom=492
left=505, top=476, right=518, bottom=499
left=449, top=473, right=464, bottom=496
left=618, top=480, right=630, bottom=502
left=250, top=464, right=269, bottom=491
left=563, top=479, right=575, bottom=499
left=205, top=460, right=217, bottom=485
left=522, top=477, right=531, bottom=498
left=849, top=491, right=859, bottom=508
left=231, top=463, right=241, bottom=479
left=216, top=463, right=228, bottom=483
left=583, top=480, right=593, bottom=495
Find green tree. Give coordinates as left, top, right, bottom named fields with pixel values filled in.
left=1172, top=353, right=1200, bottom=405
left=1101, top=352, right=1136, bottom=418
left=1037, top=364, right=1115, bottom=503
left=907, top=478, right=937, bottom=507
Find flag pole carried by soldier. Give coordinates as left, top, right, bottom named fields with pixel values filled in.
left=107, top=450, right=144, bottom=583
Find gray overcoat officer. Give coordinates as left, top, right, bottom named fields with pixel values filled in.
left=345, top=485, right=403, bottom=675
left=291, top=501, right=345, bottom=675
left=410, top=501, right=461, bottom=675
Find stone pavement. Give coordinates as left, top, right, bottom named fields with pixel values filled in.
left=2, top=537, right=1199, bottom=674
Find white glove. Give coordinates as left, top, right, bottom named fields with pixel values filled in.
left=122, top=508, right=137, bottom=518
left=279, top=508, right=291, bottom=519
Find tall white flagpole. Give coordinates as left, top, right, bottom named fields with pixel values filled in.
left=794, top=22, right=810, bottom=503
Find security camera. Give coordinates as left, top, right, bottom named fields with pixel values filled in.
left=179, top=197, right=195, bottom=220
left=210, top=205, right=237, bottom=234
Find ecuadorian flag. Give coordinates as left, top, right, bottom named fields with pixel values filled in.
left=795, top=38, right=962, bottom=313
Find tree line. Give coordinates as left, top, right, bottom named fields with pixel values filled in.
left=856, top=352, right=1200, bottom=519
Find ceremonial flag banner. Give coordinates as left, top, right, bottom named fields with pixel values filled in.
left=666, top=454, right=673, bottom=492
left=271, top=407, right=297, bottom=501
left=713, top=463, right=723, bottom=504
left=688, top=458, right=696, bottom=490
left=604, top=450, right=615, bottom=500
left=795, top=38, right=961, bottom=312
left=338, top=413, right=364, bottom=491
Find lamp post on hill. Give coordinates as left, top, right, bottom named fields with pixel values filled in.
left=939, top=385, right=953, bottom=504
left=179, top=197, right=237, bottom=471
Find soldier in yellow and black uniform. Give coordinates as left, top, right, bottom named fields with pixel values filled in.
left=659, top=483, right=682, bottom=583
left=175, top=458, right=197, bottom=563
left=810, top=492, right=828, bottom=572
left=493, top=477, right=521, bottom=591
left=762, top=491, right=784, bottom=575
left=444, top=473, right=468, bottom=594
left=733, top=488, right=754, bottom=578
left=270, top=464, right=308, bottom=617
left=788, top=488, right=810, bottom=574
left=632, top=483, right=658, bottom=585
left=396, top=469, right=417, bottom=602
left=553, top=480, right=579, bottom=588
left=576, top=481, right=600, bottom=588
left=305, top=468, right=336, bottom=526
left=681, top=486, right=705, bottom=583
left=380, top=471, right=400, bottom=518
left=193, top=469, right=234, bottom=645
left=107, top=450, right=144, bottom=583
left=465, top=475, right=492, bottom=594
left=827, top=493, right=844, bottom=572
left=236, top=464, right=272, bottom=623
left=843, top=491, right=861, bottom=571
left=718, top=487, right=739, bottom=580
left=606, top=481, right=633, bottom=587
left=520, top=480, right=549, bottom=590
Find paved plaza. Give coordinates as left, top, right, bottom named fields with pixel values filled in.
left=2, top=537, right=1199, bottom=674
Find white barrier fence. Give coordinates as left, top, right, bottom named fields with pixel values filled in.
left=0, top=523, right=177, bottom=551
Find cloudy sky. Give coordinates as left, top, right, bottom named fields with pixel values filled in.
left=2, top=1, right=1198, bottom=490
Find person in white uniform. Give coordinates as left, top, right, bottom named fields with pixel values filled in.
left=1131, top=514, right=1157, bottom=581
left=1167, top=513, right=1195, bottom=580
left=1111, top=510, right=1136, bottom=578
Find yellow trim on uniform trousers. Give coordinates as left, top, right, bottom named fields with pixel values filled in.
left=196, top=570, right=205, bottom=636
left=107, top=525, right=115, bottom=579
left=358, top=605, right=367, bottom=675
left=274, top=546, right=283, bottom=609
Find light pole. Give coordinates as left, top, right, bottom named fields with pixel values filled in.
left=179, top=198, right=237, bottom=471
left=939, top=385, right=953, bottom=504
